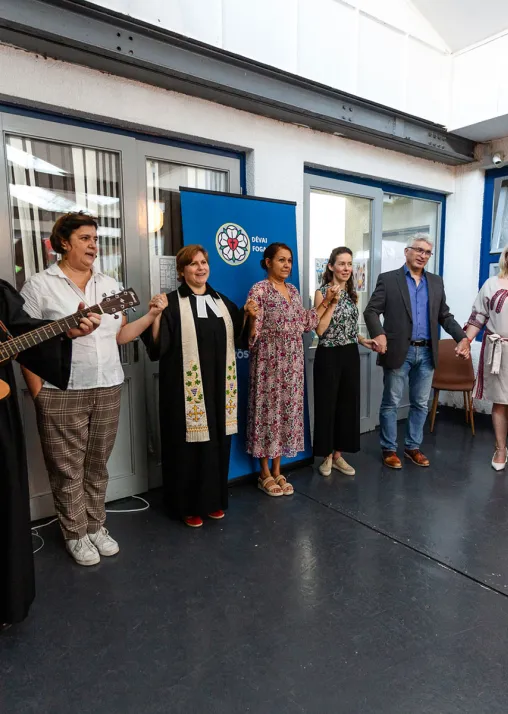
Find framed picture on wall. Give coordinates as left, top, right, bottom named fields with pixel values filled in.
left=490, top=262, right=500, bottom=277
left=315, top=258, right=328, bottom=291
left=353, top=260, right=367, bottom=292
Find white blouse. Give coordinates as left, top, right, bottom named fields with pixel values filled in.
left=20, top=263, right=124, bottom=390
left=468, top=276, right=508, bottom=337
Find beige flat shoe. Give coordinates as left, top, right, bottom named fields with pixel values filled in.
left=333, top=456, right=355, bottom=476
left=319, top=456, right=333, bottom=476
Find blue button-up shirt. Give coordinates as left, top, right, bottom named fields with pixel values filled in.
left=404, top=264, right=430, bottom=340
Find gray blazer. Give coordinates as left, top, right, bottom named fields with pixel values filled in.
left=363, top=266, right=466, bottom=370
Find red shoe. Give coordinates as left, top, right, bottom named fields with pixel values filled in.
left=208, top=510, right=225, bottom=520
left=184, top=516, right=203, bottom=528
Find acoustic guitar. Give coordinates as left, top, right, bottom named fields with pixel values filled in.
left=0, top=288, right=140, bottom=400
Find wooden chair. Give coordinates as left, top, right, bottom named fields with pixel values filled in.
left=429, top=339, right=475, bottom=436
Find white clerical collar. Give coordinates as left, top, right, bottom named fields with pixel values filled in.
left=194, top=293, right=223, bottom=319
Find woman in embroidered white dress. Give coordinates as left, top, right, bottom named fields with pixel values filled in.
left=142, top=244, right=252, bottom=528
left=465, top=246, right=508, bottom=470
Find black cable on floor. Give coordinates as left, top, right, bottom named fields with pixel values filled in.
left=294, top=486, right=508, bottom=600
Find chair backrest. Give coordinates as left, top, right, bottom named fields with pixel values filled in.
left=432, top=339, right=475, bottom=391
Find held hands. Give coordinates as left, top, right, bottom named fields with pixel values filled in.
left=148, top=293, right=168, bottom=317
left=361, top=338, right=378, bottom=352
left=244, top=299, right=259, bottom=319
left=372, top=334, right=388, bottom=354
left=455, top=337, right=471, bottom=360
left=67, top=301, right=101, bottom=338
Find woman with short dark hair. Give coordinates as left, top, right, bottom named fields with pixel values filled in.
left=246, top=242, right=339, bottom=496
left=20, top=211, right=164, bottom=566
left=142, top=244, right=253, bottom=527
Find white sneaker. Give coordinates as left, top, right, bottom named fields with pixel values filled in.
left=66, top=535, right=100, bottom=566
left=89, top=527, right=119, bottom=557
left=319, top=456, right=333, bottom=476
left=333, top=456, right=356, bottom=476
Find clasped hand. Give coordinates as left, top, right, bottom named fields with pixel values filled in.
left=148, top=293, right=168, bottom=316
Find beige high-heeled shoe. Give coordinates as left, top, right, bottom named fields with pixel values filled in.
left=491, top=447, right=507, bottom=471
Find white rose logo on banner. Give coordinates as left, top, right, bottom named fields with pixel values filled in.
left=216, top=223, right=251, bottom=266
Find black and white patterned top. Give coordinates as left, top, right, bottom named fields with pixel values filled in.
left=317, top=285, right=359, bottom=347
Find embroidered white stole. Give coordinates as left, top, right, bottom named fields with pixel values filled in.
left=178, top=292, right=238, bottom=442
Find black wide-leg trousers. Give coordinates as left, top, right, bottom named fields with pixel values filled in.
left=313, top=343, right=360, bottom=457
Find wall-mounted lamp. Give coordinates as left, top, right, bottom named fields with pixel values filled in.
left=148, top=200, right=164, bottom=233
left=492, top=152, right=505, bottom=166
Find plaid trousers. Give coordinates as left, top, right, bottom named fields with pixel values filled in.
left=34, top=385, right=122, bottom=540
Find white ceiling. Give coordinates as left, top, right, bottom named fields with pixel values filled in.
left=412, top=0, right=508, bottom=52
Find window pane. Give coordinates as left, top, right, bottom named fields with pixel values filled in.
left=146, top=161, right=227, bottom=258
left=6, top=135, right=124, bottom=289
left=381, top=194, right=439, bottom=273
left=492, top=179, right=508, bottom=253
left=309, top=189, right=372, bottom=342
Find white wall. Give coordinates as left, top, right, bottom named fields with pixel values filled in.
left=0, top=42, right=489, bottom=412
left=89, top=0, right=452, bottom=125
left=449, top=32, right=508, bottom=133
left=0, top=43, right=456, bottom=275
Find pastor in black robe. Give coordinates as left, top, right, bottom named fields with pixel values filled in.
left=142, top=282, right=244, bottom=519
left=0, top=280, right=71, bottom=626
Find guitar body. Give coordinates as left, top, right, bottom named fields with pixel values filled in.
left=0, top=378, right=10, bottom=400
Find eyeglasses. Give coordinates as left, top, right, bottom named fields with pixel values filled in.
left=408, top=246, right=433, bottom=257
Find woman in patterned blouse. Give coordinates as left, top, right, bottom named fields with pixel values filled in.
left=314, top=247, right=376, bottom=477
left=246, top=243, right=339, bottom=497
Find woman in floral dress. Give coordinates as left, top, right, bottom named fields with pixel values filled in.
left=246, top=242, right=338, bottom=497
left=313, top=247, right=376, bottom=478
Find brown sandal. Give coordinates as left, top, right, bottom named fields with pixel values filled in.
left=257, top=475, right=284, bottom=497
left=274, top=474, right=294, bottom=496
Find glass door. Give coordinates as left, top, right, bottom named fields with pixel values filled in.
left=0, top=113, right=147, bottom=520
left=136, top=142, right=241, bottom=487
left=304, top=174, right=383, bottom=434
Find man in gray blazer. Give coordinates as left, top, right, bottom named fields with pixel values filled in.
left=364, top=234, right=470, bottom=469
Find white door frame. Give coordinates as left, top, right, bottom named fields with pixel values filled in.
left=303, top=173, right=384, bottom=434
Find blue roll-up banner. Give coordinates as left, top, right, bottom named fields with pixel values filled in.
left=180, top=188, right=313, bottom=480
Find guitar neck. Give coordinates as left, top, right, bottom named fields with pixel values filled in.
left=1, top=305, right=102, bottom=359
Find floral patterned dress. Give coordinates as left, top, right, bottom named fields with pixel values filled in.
left=246, top=280, right=319, bottom=459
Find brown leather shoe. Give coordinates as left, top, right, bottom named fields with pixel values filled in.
left=382, top=451, right=402, bottom=469
left=404, top=449, right=430, bottom=467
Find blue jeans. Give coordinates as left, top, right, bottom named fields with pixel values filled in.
left=379, top=346, right=434, bottom=452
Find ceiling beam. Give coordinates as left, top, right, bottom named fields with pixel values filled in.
left=0, top=0, right=476, bottom=165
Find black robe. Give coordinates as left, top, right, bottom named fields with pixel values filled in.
left=142, top=283, right=244, bottom=519
left=0, top=280, right=71, bottom=625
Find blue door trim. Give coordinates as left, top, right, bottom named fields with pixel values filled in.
left=0, top=101, right=247, bottom=193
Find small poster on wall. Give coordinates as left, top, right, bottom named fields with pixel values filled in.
left=353, top=260, right=367, bottom=292
left=490, top=262, right=501, bottom=278
left=315, top=258, right=328, bottom=290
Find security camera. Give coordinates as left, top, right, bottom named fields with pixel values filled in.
left=492, top=152, right=504, bottom=165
